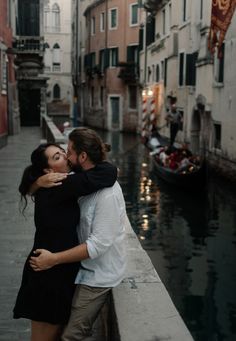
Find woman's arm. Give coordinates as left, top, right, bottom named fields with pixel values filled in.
left=53, top=162, right=117, bottom=198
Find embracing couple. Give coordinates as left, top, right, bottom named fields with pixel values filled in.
left=13, top=127, right=127, bottom=341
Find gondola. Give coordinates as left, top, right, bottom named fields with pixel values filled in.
left=151, top=155, right=206, bottom=190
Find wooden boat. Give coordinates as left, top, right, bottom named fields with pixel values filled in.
left=151, top=155, right=206, bottom=190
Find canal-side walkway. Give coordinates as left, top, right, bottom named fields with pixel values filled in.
left=0, top=127, right=194, bottom=341
left=0, top=128, right=42, bottom=341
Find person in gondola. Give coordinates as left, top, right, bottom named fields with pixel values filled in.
left=165, top=104, right=182, bottom=146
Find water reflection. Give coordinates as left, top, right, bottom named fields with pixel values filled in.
left=97, top=130, right=236, bottom=341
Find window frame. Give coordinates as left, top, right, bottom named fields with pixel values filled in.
left=100, top=12, right=105, bottom=32
left=109, top=7, right=118, bottom=30
left=130, top=3, right=138, bottom=27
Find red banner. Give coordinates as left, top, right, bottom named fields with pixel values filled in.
left=208, top=0, right=236, bottom=57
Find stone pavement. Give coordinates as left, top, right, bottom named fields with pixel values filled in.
left=0, top=127, right=42, bottom=341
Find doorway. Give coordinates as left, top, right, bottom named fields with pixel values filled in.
left=19, top=88, right=40, bottom=126
left=109, top=96, right=121, bottom=130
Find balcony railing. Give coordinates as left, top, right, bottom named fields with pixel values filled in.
left=12, top=36, right=44, bottom=54
left=117, top=62, right=139, bottom=84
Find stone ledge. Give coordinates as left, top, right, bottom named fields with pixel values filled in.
left=41, top=114, right=66, bottom=144
left=111, top=217, right=194, bottom=341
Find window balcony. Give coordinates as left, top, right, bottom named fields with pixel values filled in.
left=12, top=36, right=44, bottom=54
left=117, top=61, right=139, bottom=84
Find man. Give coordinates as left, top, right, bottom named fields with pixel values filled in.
left=30, top=127, right=127, bottom=340
left=165, top=104, right=182, bottom=146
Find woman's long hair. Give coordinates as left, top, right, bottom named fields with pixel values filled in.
left=19, top=143, right=62, bottom=213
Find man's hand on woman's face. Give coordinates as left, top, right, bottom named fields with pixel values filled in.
left=29, top=249, right=58, bottom=271
left=36, top=172, right=68, bottom=188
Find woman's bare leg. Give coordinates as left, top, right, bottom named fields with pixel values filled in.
left=31, top=320, right=63, bottom=341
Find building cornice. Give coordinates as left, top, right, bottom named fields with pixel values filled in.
left=84, top=0, right=105, bottom=17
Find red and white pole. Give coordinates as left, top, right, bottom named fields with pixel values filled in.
left=141, top=95, right=148, bottom=143
left=149, top=97, right=156, bottom=133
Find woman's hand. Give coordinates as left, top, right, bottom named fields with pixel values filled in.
left=29, top=249, right=58, bottom=271
left=36, top=172, right=68, bottom=188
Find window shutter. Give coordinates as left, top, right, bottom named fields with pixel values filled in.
left=218, top=44, right=224, bottom=83
left=164, top=58, right=168, bottom=87
left=104, top=48, right=110, bottom=68
left=186, top=52, right=198, bottom=86
left=146, top=16, right=155, bottom=46
left=179, top=53, right=184, bottom=86
left=127, top=46, right=132, bottom=62
left=139, top=28, right=144, bottom=51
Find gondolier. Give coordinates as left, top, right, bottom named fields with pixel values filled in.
left=165, top=104, right=182, bottom=146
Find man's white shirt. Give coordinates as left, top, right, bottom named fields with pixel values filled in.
left=75, top=181, right=126, bottom=287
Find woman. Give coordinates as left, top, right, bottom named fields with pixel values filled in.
left=13, top=142, right=116, bottom=341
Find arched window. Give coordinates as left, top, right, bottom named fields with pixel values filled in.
left=44, top=5, right=50, bottom=32
left=156, top=64, right=160, bottom=82
left=52, top=3, right=60, bottom=32
left=53, top=43, right=61, bottom=71
left=53, top=84, right=60, bottom=99
left=44, top=43, right=51, bottom=72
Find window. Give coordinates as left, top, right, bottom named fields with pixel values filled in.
left=186, top=52, right=198, bottom=86
left=53, top=43, right=61, bottom=71
left=169, top=3, right=172, bottom=30
left=129, top=86, right=137, bottom=109
left=91, top=17, right=95, bottom=35
left=100, top=86, right=104, bottom=107
left=110, top=48, right=118, bottom=67
left=44, top=5, right=50, bottom=32
left=130, top=3, right=138, bottom=26
left=99, top=49, right=109, bottom=71
left=146, top=15, right=155, bottom=46
left=0, top=51, right=7, bottom=95
left=109, top=8, right=118, bottom=29
left=156, top=64, right=160, bottom=82
left=179, top=52, right=185, bottom=86
left=44, top=42, right=51, bottom=71
left=164, top=58, right=168, bottom=87
left=127, top=45, right=139, bottom=63
left=53, top=84, right=60, bottom=99
left=162, top=9, right=166, bottom=35
left=182, top=0, right=187, bottom=22
left=213, top=123, right=221, bottom=149
left=200, top=0, right=203, bottom=20
left=91, top=52, right=96, bottom=67
left=100, top=12, right=105, bottom=32
left=161, top=60, right=164, bottom=79
left=147, top=66, right=151, bottom=82
left=91, top=86, right=95, bottom=107
left=214, top=44, right=225, bottom=83
left=17, top=0, right=40, bottom=36
left=52, top=3, right=60, bottom=32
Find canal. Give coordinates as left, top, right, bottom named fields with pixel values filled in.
left=99, top=130, right=236, bottom=341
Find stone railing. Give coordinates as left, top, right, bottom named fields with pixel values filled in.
left=41, top=114, right=66, bottom=144
left=109, top=217, right=194, bottom=341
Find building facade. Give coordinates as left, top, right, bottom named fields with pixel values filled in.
left=43, top=0, right=73, bottom=127
left=0, top=0, right=19, bottom=148
left=140, top=0, right=236, bottom=178
left=78, top=0, right=140, bottom=132
left=12, top=0, right=47, bottom=127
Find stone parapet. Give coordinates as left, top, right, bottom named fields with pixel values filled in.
left=110, top=216, right=194, bottom=341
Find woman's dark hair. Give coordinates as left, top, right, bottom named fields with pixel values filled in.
left=69, top=127, right=110, bottom=164
left=19, top=143, right=63, bottom=213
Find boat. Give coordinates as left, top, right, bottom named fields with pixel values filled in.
left=151, top=155, right=206, bottom=190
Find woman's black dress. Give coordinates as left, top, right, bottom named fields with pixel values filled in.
left=13, top=162, right=117, bottom=324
